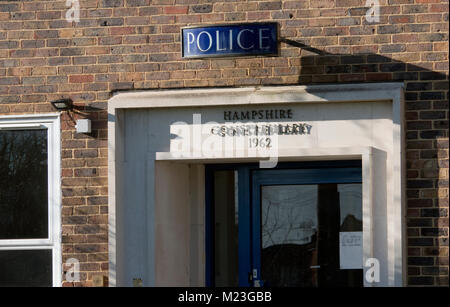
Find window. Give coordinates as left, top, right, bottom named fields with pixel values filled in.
left=0, top=115, right=61, bottom=287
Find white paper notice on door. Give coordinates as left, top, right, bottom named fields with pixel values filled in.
left=339, top=232, right=363, bottom=269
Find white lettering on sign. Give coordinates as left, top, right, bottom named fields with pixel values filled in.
left=182, top=23, right=277, bottom=58
left=259, top=28, right=271, bottom=49
left=237, top=29, right=254, bottom=50
left=197, top=31, right=213, bottom=52
left=187, top=32, right=195, bottom=54
left=216, top=30, right=226, bottom=51
left=184, top=26, right=276, bottom=56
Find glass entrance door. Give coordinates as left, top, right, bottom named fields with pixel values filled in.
left=205, top=162, right=363, bottom=287
left=251, top=168, right=363, bottom=287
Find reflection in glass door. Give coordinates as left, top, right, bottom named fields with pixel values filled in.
left=206, top=162, right=363, bottom=287
left=252, top=168, right=363, bottom=287
left=260, top=185, right=319, bottom=287
left=259, top=183, right=363, bottom=287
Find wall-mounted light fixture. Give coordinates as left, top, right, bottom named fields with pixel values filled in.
left=51, top=98, right=73, bottom=111
left=50, top=98, right=92, bottom=134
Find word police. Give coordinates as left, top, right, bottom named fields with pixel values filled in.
left=185, top=28, right=272, bottom=53
left=182, top=23, right=277, bottom=58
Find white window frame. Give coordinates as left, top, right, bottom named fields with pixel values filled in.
left=0, top=114, right=61, bottom=287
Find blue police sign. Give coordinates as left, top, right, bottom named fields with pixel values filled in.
left=181, top=23, right=278, bottom=59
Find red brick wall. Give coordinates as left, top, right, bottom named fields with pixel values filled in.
left=0, top=0, right=448, bottom=286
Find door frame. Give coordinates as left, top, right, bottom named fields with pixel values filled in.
left=205, top=160, right=362, bottom=287
left=108, top=83, right=405, bottom=286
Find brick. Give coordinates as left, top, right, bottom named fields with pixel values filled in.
left=63, top=216, right=87, bottom=225
left=418, top=33, right=448, bottom=42
left=10, top=11, right=35, bottom=20
left=421, top=228, right=448, bottom=237
left=87, top=197, right=108, bottom=205
left=340, top=55, right=365, bottom=64
left=74, top=244, right=107, bottom=254
left=74, top=168, right=98, bottom=177
left=417, top=13, right=442, bottom=23
left=164, top=6, right=188, bottom=14
left=380, top=44, right=406, bottom=53
left=407, top=121, right=433, bottom=131
left=126, top=0, right=150, bottom=6
left=408, top=198, right=434, bottom=207
left=420, top=111, right=446, bottom=120
left=98, top=36, right=123, bottom=45
left=389, top=15, right=415, bottom=24
left=34, top=30, right=59, bottom=39
left=404, top=23, right=430, bottom=32
left=190, top=4, right=213, bottom=13
left=420, top=71, right=447, bottom=80
left=87, top=215, right=108, bottom=224
left=99, top=18, right=124, bottom=26
left=37, top=11, right=61, bottom=20
left=259, top=1, right=282, bottom=10
left=421, top=208, right=448, bottom=217
left=408, top=276, right=434, bottom=285
left=409, top=257, right=435, bottom=266
left=69, top=75, right=94, bottom=83
left=0, top=3, right=20, bottom=12
left=394, top=72, right=419, bottom=81
left=60, top=48, right=85, bottom=57
left=109, top=27, right=136, bottom=35
left=102, top=0, right=123, bottom=7
left=378, top=25, right=404, bottom=34
left=309, top=18, right=336, bottom=27
left=422, top=267, right=449, bottom=276
left=407, top=180, right=434, bottom=189
left=408, top=218, right=432, bottom=227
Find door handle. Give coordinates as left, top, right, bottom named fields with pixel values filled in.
left=252, top=269, right=265, bottom=287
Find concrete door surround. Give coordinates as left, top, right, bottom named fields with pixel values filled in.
left=108, top=83, right=405, bottom=287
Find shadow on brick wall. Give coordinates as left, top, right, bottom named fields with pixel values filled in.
left=282, top=38, right=449, bottom=286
